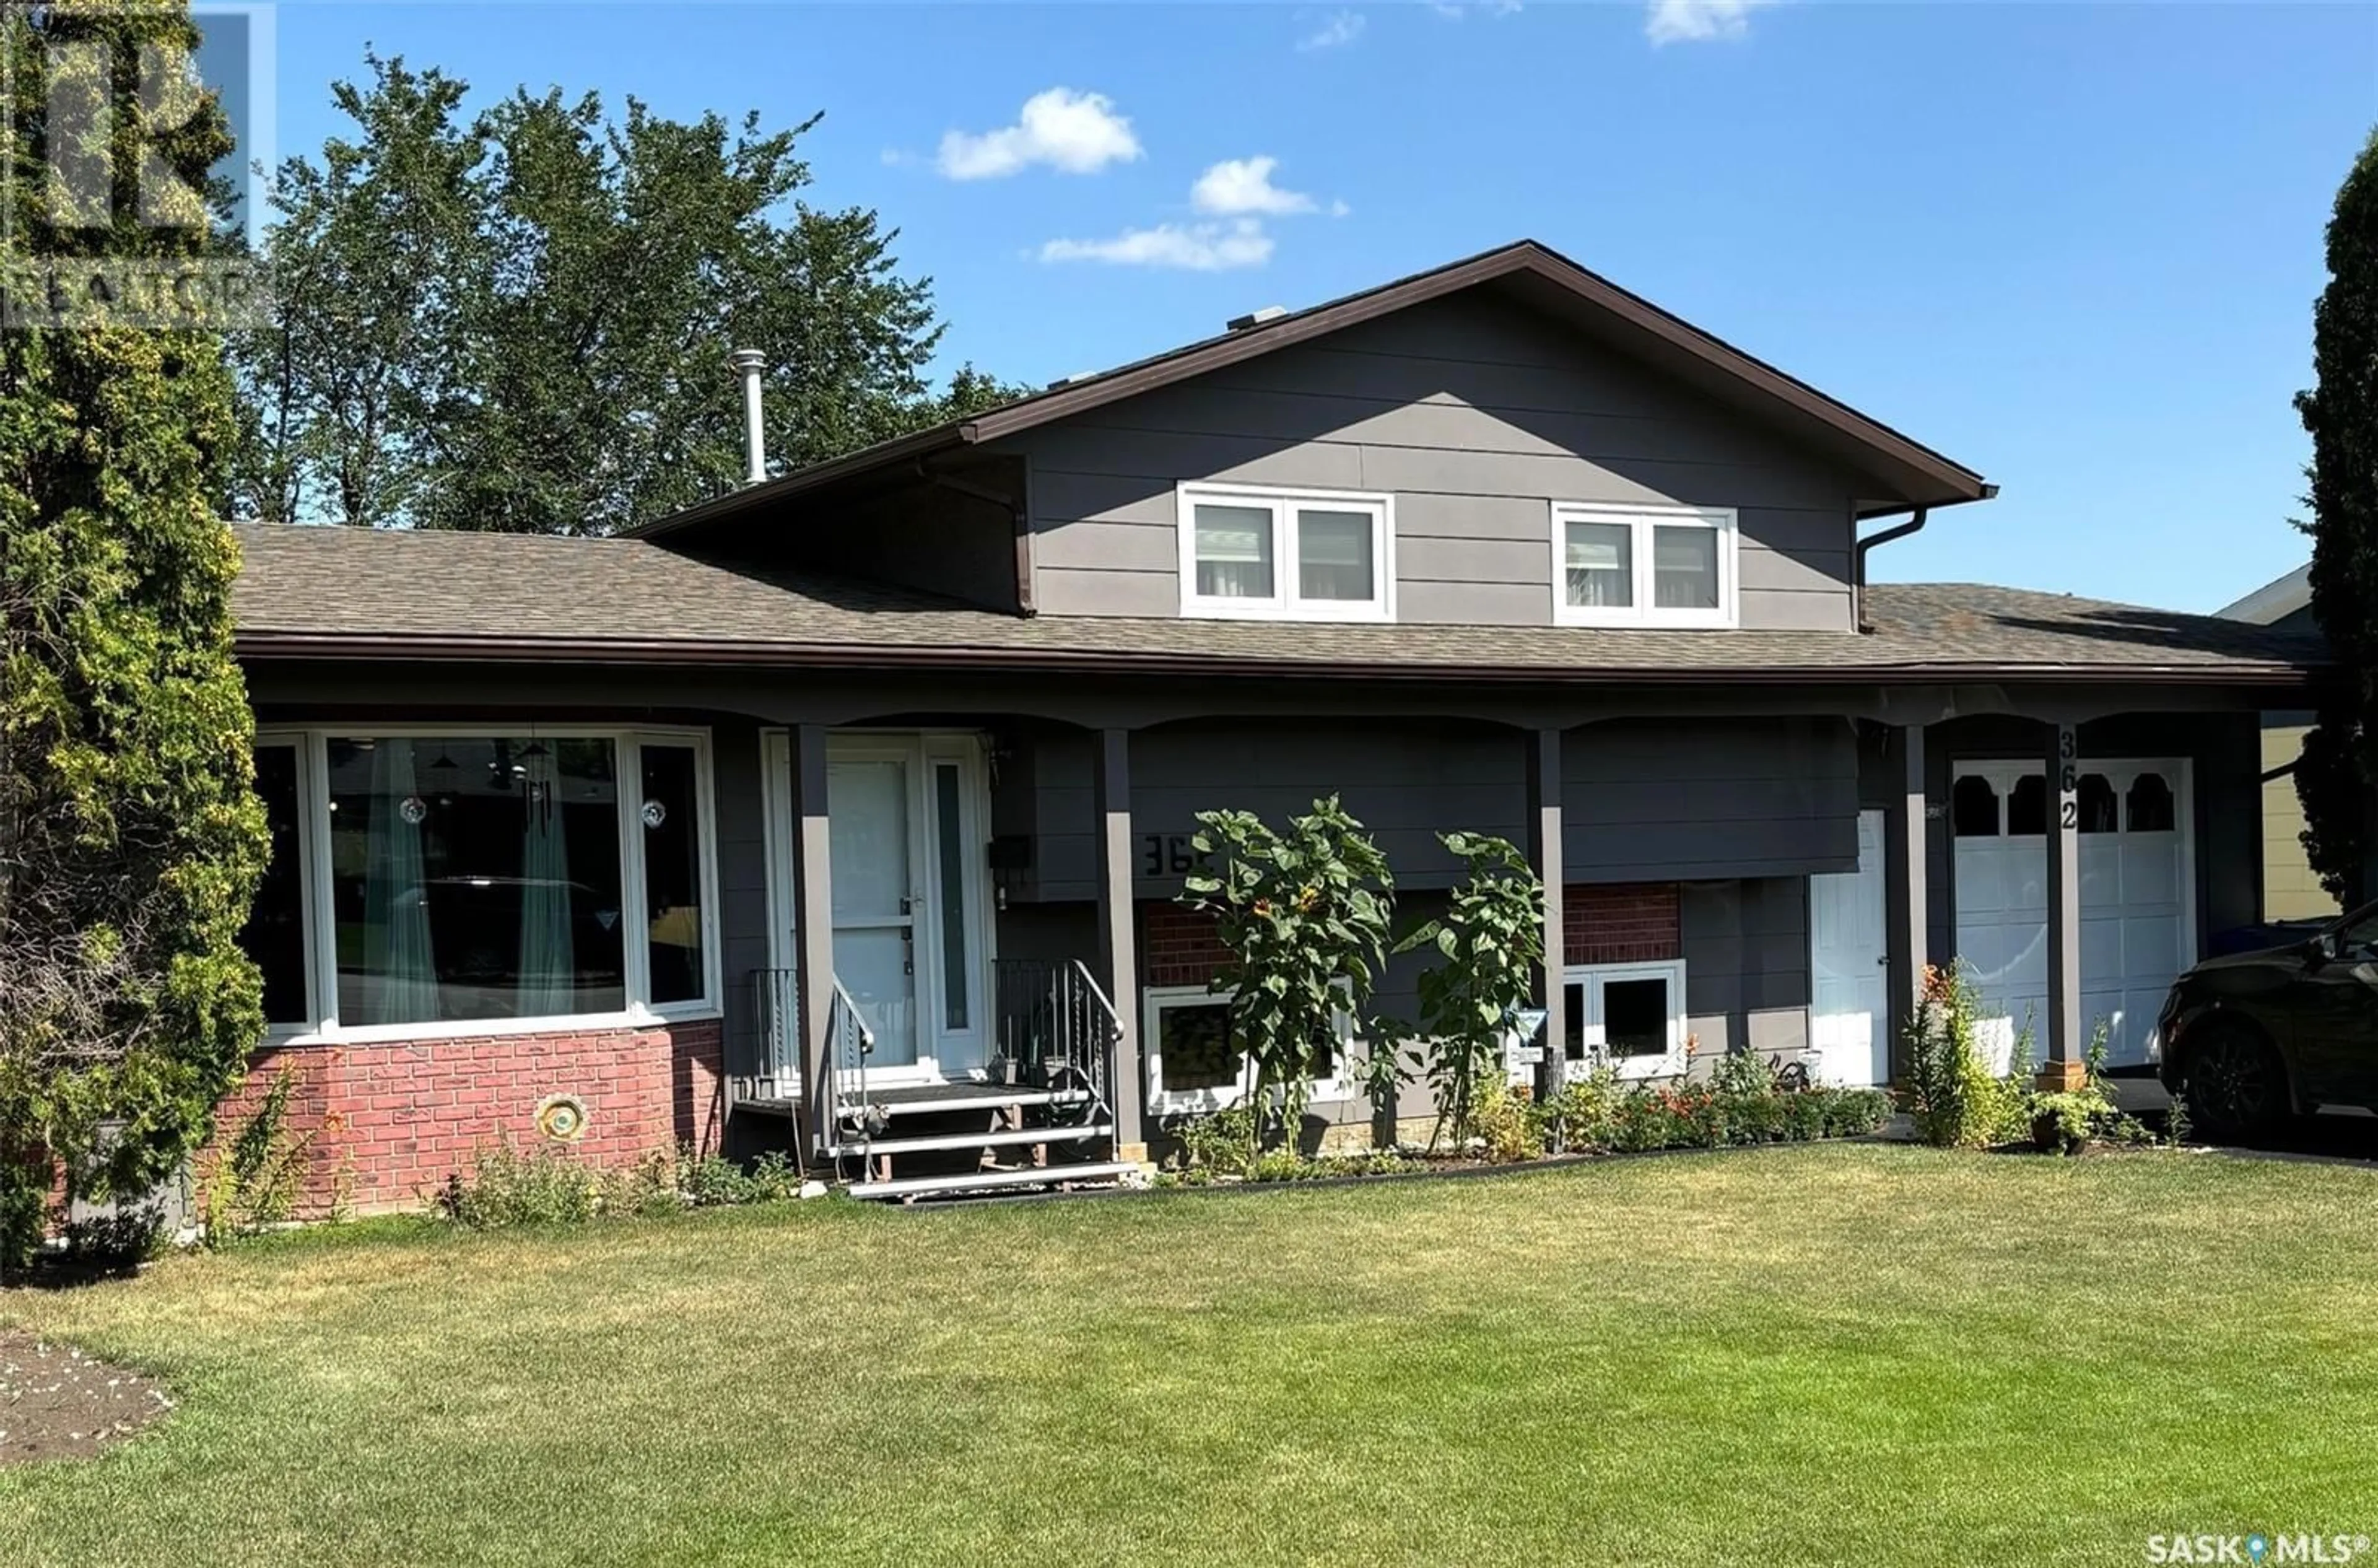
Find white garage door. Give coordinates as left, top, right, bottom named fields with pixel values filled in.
left=1950, top=759, right=2194, bottom=1071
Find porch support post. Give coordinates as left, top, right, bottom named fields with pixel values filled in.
left=2040, top=720, right=2086, bottom=1089
left=1094, top=727, right=1148, bottom=1163
left=1526, top=727, right=1567, bottom=1102
left=791, top=723, right=838, bottom=1151
left=1887, top=723, right=1928, bottom=1080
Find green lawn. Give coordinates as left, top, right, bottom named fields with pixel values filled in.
left=5, top=1144, right=2377, bottom=1567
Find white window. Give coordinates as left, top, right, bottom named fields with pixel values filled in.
left=1559, top=960, right=1689, bottom=1079
left=1143, top=983, right=1354, bottom=1113
left=232, top=726, right=722, bottom=1043
left=1177, top=483, right=1394, bottom=622
left=1553, top=503, right=1736, bottom=629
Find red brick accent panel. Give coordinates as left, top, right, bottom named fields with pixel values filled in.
left=1565, top=883, right=1681, bottom=966
left=1143, top=903, right=1232, bottom=988
left=204, top=1018, right=725, bottom=1218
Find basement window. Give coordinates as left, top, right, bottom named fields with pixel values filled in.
left=1554, top=503, right=1738, bottom=629
left=1560, top=960, right=1689, bottom=1079
left=1177, top=484, right=1393, bottom=622
left=1143, top=984, right=1352, bottom=1113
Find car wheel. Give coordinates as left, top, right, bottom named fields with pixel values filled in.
left=2182, top=1026, right=2289, bottom=1141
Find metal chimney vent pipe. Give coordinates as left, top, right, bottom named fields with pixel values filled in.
left=730, top=348, right=767, bottom=486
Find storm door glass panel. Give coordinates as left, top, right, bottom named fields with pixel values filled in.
left=329, top=736, right=625, bottom=1027
left=1953, top=775, right=2000, bottom=837
left=1652, top=525, right=1720, bottom=610
left=638, top=743, right=706, bottom=1006
left=1194, top=504, right=1274, bottom=599
left=240, top=744, right=311, bottom=1026
left=827, top=756, right=918, bottom=1066
left=1603, top=977, right=1671, bottom=1059
left=1297, top=508, right=1375, bottom=602
left=1565, top=521, right=1632, bottom=608
left=1159, top=1000, right=1243, bottom=1093
left=933, top=762, right=971, bottom=1032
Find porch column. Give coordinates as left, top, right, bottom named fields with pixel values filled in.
left=1093, top=727, right=1148, bottom=1162
left=791, top=723, right=838, bottom=1149
left=1526, top=727, right=1567, bottom=1100
left=2041, top=720, right=2086, bottom=1089
left=1888, top=723, right=1929, bottom=1079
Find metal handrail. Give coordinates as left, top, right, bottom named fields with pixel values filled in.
left=828, top=976, right=878, bottom=1165
left=1069, top=960, right=1125, bottom=1128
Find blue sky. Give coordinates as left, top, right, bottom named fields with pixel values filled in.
left=254, top=1, right=2374, bottom=610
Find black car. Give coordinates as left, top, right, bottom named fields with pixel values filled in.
left=2158, top=903, right=2378, bottom=1138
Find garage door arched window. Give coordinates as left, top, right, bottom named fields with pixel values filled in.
left=1953, top=775, right=2000, bottom=837
left=2006, top=773, right=2048, bottom=837
left=2077, top=773, right=2118, bottom=834
left=2127, top=772, right=2176, bottom=833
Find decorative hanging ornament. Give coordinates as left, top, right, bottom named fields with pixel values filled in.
left=640, top=799, right=668, bottom=830
left=399, top=795, right=429, bottom=825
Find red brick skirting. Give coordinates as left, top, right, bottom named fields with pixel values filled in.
left=1565, top=883, right=1681, bottom=965
left=1143, top=904, right=1232, bottom=988
left=206, top=1017, right=724, bottom=1217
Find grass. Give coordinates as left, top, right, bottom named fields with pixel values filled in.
left=4, top=1143, right=2377, bottom=1567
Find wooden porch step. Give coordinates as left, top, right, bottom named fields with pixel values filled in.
left=847, top=1161, right=1139, bottom=1201
left=840, top=1086, right=1094, bottom=1118
left=824, top=1123, right=1113, bottom=1159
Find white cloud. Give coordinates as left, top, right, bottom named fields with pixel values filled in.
left=1430, top=1, right=1521, bottom=17
left=1298, top=10, right=1365, bottom=50
left=1191, top=157, right=1317, bottom=217
left=1645, top=0, right=1772, bottom=45
left=936, top=89, right=1143, bottom=180
left=1037, top=219, right=1274, bottom=271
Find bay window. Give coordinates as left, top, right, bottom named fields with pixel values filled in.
left=1554, top=503, right=1737, bottom=628
left=234, top=727, right=718, bottom=1041
left=1178, top=483, right=1393, bottom=621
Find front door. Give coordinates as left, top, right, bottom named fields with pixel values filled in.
left=1808, top=809, right=1889, bottom=1086
left=821, top=734, right=992, bottom=1080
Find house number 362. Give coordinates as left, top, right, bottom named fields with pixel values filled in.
left=1140, top=833, right=1198, bottom=878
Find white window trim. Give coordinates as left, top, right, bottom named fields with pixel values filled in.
left=1551, top=502, right=1738, bottom=630
left=255, top=724, right=723, bottom=1046
left=1562, top=959, right=1690, bottom=1081
left=1176, top=481, right=1396, bottom=624
left=1144, top=982, right=1354, bottom=1115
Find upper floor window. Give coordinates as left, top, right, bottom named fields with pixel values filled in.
left=1177, top=483, right=1394, bottom=622
left=1553, top=502, right=1738, bottom=629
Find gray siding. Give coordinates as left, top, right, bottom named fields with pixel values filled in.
left=1562, top=718, right=1859, bottom=881
left=1013, top=292, right=1863, bottom=631
left=1681, top=878, right=1811, bottom=1060
left=711, top=721, right=773, bottom=1077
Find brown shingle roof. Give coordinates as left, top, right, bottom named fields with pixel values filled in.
left=229, top=524, right=2323, bottom=686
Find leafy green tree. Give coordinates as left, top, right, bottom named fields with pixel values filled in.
left=1394, top=833, right=1544, bottom=1151
left=0, top=3, right=268, bottom=1271
left=2296, top=128, right=2378, bottom=902
left=1180, top=798, right=1395, bottom=1159
left=233, top=56, right=1029, bottom=534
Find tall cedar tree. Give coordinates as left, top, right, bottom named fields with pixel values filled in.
left=2296, top=128, right=2378, bottom=902
left=233, top=56, right=1026, bottom=533
left=0, top=4, right=268, bottom=1269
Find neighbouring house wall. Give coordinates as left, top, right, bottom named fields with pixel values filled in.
left=2260, top=718, right=2340, bottom=921
left=1012, top=291, right=1865, bottom=630
left=206, top=1020, right=724, bottom=1218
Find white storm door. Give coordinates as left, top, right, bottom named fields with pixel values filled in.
left=1808, top=809, right=1890, bottom=1086
left=827, top=739, right=926, bottom=1071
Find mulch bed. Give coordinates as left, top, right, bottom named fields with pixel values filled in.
left=0, top=1330, right=173, bottom=1467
